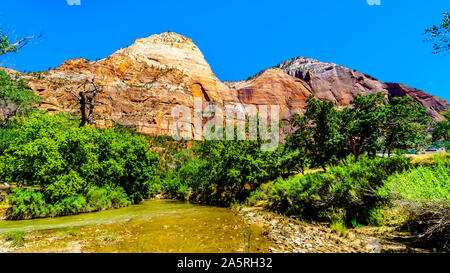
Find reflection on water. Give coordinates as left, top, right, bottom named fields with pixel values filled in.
left=0, top=200, right=274, bottom=253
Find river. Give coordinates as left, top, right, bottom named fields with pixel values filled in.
left=0, top=199, right=275, bottom=253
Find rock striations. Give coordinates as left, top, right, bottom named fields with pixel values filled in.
left=2, top=32, right=448, bottom=138
left=276, top=56, right=448, bottom=121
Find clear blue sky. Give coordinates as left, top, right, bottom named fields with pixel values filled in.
left=1, top=0, right=449, bottom=101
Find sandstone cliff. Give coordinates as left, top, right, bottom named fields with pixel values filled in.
left=9, top=32, right=240, bottom=136
left=2, top=32, right=448, bottom=138
left=276, top=56, right=449, bottom=121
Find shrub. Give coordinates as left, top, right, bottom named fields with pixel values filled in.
left=8, top=186, right=131, bottom=219
left=8, top=188, right=49, bottom=219
left=86, top=186, right=130, bottom=210
left=51, top=195, right=87, bottom=216
left=44, top=170, right=87, bottom=203
left=163, top=150, right=203, bottom=199
left=165, top=138, right=283, bottom=206
left=265, top=156, right=411, bottom=225
left=3, top=231, right=25, bottom=246
left=106, top=187, right=132, bottom=208
left=2, top=111, right=160, bottom=219
left=378, top=158, right=450, bottom=249
left=86, top=187, right=111, bottom=210
left=330, top=212, right=348, bottom=237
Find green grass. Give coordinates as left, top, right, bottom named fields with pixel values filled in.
left=379, top=164, right=449, bottom=204
left=104, top=232, right=117, bottom=242
left=330, top=220, right=348, bottom=237
left=68, top=229, right=79, bottom=236
left=4, top=231, right=25, bottom=246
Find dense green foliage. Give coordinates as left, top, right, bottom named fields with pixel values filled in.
left=302, top=96, right=342, bottom=170
left=283, top=115, right=310, bottom=175
left=432, top=108, right=450, bottom=142
left=344, top=92, right=387, bottom=160
left=163, top=134, right=282, bottom=206
left=286, top=93, right=430, bottom=173
left=380, top=162, right=449, bottom=204
left=378, top=154, right=449, bottom=247
left=257, top=156, right=411, bottom=225
left=0, top=70, right=41, bottom=127
left=383, top=96, right=430, bottom=155
left=0, top=111, right=159, bottom=219
left=8, top=186, right=131, bottom=219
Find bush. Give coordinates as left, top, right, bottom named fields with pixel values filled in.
left=165, top=138, right=283, bottom=206
left=265, top=156, right=411, bottom=225
left=106, top=187, right=132, bottom=208
left=8, top=186, right=131, bottom=219
left=378, top=158, right=450, bottom=249
left=51, top=195, right=87, bottom=215
left=330, top=211, right=348, bottom=237
left=163, top=149, right=203, bottom=199
left=379, top=165, right=449, bottom=203
left=3, top=231, right=25, bottom=246
left=2, top=111, right=160, bottom=219
left=86, top=186, right=131, bottom=210
left=43, top=170, right=87, bottom=203
left=0, top=111, right=159, bottom=219
left=8, top=188, right=49, bottom=219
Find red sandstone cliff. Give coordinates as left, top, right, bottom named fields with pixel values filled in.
left=1, top=32, right=448, bottom=138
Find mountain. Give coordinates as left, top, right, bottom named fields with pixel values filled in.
left=6, top=32, right=240, bottom=137
left=1, top=32, right=448, bottom=138
left=276, top=56, right=448, bottom=121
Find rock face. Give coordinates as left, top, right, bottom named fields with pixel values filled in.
left=2, top=32, right=448, bottom=138
left=225, top=68, right=313, bottom=120
left=16, top=32, right=240, bottom=136
left=277, top=56, right=448, bottom=121
left=384, top=82, right=448, bottom=121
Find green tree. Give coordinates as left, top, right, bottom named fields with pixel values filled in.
left=0, top=70, right=41, bottom=127
left=424, top=12, right=449, bottom=54
left=194, top=135, right=282, bottom=205
left=284, top=114, right=311, bottom=175
left=305, top=95, right=342, bottom=170
left=2, top=111, right=159, bottom=204
left=383, top=96, right=431, bottom=155
left=432, top=108, right=450, bottom=142
left=166, top=125, right=283, bottom=206
left=346, top=92, right=387, bottom=160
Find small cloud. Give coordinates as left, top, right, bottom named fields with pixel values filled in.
left=66, top=0, right=81, bottom=6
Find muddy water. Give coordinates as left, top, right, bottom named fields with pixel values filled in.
left=0, top=200, right=274, bottom=253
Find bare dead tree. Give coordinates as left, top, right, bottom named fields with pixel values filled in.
left=66, top=78, right=105, bottom=127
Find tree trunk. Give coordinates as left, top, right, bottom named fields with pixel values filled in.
left=79, top=93, right=87, bottom=127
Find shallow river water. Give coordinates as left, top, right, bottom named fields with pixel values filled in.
left=0, top=200, right=275, bottom=253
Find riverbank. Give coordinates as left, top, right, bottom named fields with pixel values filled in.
left=235, top=206, right=433, bottom=253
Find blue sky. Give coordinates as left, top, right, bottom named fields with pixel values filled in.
left=0, top=0, right=449, bottom=101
